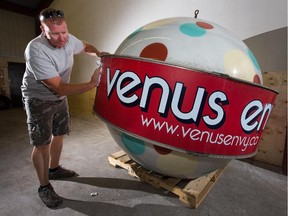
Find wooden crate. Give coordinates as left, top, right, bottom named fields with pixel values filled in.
left=254, top=72, right=287, bottom=168
left=108, top=150, right=226, bottom=208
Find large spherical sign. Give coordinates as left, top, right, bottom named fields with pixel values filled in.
left=94, top=17, right=277, bottom=179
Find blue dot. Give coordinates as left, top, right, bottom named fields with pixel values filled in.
left=121, top=133, right=145, bottom=155
left=180, top=23, right=206, bottom=37
left=248, top=49, right=260, bottom=71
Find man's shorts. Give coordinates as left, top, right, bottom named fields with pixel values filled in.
left=23, top=97, right=71, bottom=146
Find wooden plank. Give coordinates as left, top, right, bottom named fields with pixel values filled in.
left=108, top=151, right=139, bottom=178
left=181, top=167, right=226, bottom=208
left=108, top=151, right=225, bottom=208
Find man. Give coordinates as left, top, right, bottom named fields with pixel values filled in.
left=21, top=8, right=108, bottom=208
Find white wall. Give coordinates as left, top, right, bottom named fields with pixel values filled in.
left=49, top=0, right=287, bottom=83
left=51, top=0, right=287, bottom=53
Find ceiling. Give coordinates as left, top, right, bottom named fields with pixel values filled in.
left=0, top=0, right=54, bottom=17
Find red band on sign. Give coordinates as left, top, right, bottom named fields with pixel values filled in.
left=94, top=56, right=277, bottom=157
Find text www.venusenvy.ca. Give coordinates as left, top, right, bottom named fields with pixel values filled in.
left=140, top=115, right=259, bottom=152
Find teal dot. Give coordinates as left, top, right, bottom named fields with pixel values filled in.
left=248, top=49, right=260, bottom=71
left=121, top=133, right=145, bottom=155
left=180, top=23, right=206, bottom=37
left=127, top=27, right=143, bottom=39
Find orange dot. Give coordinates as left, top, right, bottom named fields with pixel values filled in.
left=196, top=21, right=214, bottom=29
left=140, top=43, right=168, bottom=61
left=154, top=145, right=172, bottom=155
left=253, top=75, right=261, bottom=84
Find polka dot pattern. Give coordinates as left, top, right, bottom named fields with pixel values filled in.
left=196, top=21, right=214, bottom=29
left=116, top=17, right=262, bottom=85
left=127, top=27, right=143, bottom=39
left=179, top=22, right=207, bottom=37
left=224, top=49, right=256, bottom=82
left=111, top=17, right=262, bottom=178
left=121, top=133, right=145, bottom=155
left=253, top=75, right=261, bottom=84
left=140, top=43, right=168, bottom=61
left=154, top=145, right=172, bottom=155
left=248, top=49, right=260, bottom=71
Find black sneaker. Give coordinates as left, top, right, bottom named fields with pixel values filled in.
left=38, top=184, right=63, bottom=208
left=49, top=166, right=76, bottom=179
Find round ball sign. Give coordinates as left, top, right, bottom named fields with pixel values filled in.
left=94, top=17, right=277, bottom=178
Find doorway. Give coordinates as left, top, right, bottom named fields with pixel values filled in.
left=8, top=62, right=25, bottom=107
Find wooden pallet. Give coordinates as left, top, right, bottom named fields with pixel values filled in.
left=108, top=150, right=226, bottom=208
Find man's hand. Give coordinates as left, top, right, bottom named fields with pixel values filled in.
left=91, top=67, right=102, bottom=87
left=99, top=52, right=110, bottom=57
left=83, top=42, right=110, bottom=57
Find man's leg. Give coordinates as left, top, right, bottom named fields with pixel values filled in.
left=31, top=145, right=50, bottom=186
left=48, top=135, right=76, bottom=179
left=49, top=135, right=64, bottom=169
left=24, top=98, right=64, bottom=208
left=31, top=145, right=63, bottom=208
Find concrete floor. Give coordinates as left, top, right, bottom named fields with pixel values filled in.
left=0, top=107, right=287, bottom=216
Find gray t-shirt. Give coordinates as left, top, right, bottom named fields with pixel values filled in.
left=21, top=33, right=84, bottom=101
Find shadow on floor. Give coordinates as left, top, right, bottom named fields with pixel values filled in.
left=60, top=198, right=188, bottom=216
left=57, top=176, right=175, bottom=197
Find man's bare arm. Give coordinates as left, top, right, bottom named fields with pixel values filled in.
left=41, top=67, right=101, bottom=96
